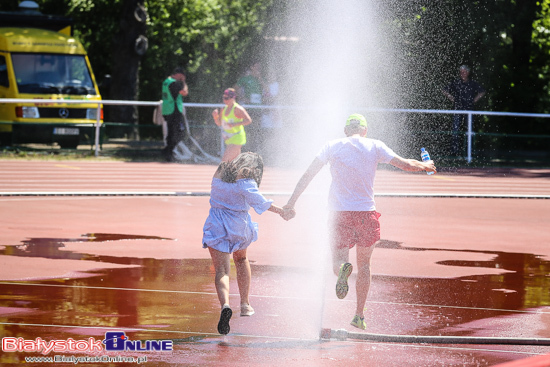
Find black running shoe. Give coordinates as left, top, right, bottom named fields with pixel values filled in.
left=217, top=306, right=233, bottom=335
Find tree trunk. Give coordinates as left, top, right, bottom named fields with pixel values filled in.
left=109, top=0, right=148, bottom=139
left=508, top=0, right=540, bottom=112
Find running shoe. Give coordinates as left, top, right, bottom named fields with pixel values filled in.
left=350, top=315, right=366, bottom=330
left=217, top=305, right=232, bottom=335
left=240, top=303, right=255, bottom=316
left=336, top=262, right=353, bottom=299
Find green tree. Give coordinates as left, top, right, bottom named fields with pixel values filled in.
left=2, top=0, right=550, bottom=143
left=140, top=0, right=273, bottom=103
left=0, top=0, right=275, bottom=126
left=109, top=0, right=148, bottom=130
left=387, top=0, right=549, bottom=155
left=532, top=0, right=550, bottom=113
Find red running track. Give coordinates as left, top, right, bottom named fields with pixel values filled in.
left=1, top=160, right=549, bottom=197
left=1, top=160, right=550, bottom=366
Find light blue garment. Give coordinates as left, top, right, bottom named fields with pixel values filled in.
left=202, top=178, right=273, bottom=253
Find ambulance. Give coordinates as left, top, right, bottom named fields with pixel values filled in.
left=0, top=1, right=102, bottom=149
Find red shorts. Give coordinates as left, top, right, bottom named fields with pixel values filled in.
left=329, top=211, right=381, bottom=249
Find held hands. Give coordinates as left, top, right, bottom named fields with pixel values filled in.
left=281, top=205, right=296, bottom=221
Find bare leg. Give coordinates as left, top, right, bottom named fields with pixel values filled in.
left=329, top=213, right=350, bottom=276
left=355, top=244, right=376, bottom=318
left=222, top=144, right=242, bottom=162
left=332, top=246, right=350, bottom=276
left=208, top=247, right=231, bottom=307
left=233, top=248, right=251, bottom=306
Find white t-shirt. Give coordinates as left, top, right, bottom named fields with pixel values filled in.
left=316, top=136, right=396, bottom=211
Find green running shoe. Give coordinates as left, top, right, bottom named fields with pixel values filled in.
left=336, top=262, right=353, bottom=299
left=350, top=315, right=366, bottom=330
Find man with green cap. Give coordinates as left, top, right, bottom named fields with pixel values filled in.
left=284, top=113, right=436, bottom=330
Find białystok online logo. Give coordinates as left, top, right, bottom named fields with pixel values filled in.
left=2, top=331, right=173, bottom=355
left=103, top=331, right=172, bottom=352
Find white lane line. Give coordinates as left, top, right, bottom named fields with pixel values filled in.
left=1, top=192, right=549, bottom=198
left=1, top=281, right=548, bottom=315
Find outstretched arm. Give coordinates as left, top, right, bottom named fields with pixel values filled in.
left=268, top=204, right=284, bottom=215
left=389, top=156, right=436, bottom=173
left=285, top=158, right=325, bottom=209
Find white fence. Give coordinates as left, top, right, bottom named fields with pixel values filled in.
left=2, top=98, right=550, bottom=162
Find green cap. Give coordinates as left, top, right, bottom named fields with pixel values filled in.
left=345, top=113, right=367, bottom=127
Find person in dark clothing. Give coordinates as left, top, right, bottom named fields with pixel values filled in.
left=161, top=68, right=188, bottom=162
left=442, top=65, right=486, bottom=156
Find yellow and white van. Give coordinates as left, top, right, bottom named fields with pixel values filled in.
left=0, top=4, right=102, bottom=149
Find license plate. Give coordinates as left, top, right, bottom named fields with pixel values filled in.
left=53, top=127, right=80, bottom=136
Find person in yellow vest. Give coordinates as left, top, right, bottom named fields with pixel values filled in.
left=212, top=88, right=252, bottom=162
left=161, top=67, right=189, bottom=162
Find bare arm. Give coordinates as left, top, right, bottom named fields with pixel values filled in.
left=473, top=91, right=486, bottom=104
left=442, top=90, right=454, bottom=102
left=285, top=158, right=325, bottom=208
left=211, top=108, right=222, bottom=127
left=389, top=156, right=436, bottom=173
left=179, top=82, right=189, bottom=97
left=268, top=204, right=284, bottom=215
left=234, top=105, right=252, bottom=126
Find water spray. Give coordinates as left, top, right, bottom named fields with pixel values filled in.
left=319, top=328, right=550, bottom=345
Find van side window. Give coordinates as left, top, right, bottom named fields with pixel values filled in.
left=0, top=55, right=8, bottom=87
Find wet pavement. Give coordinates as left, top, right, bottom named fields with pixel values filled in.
left=1, top=161, right=550, bottom=366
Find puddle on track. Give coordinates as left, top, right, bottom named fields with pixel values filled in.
left=1, top=234, right=550, bottom=365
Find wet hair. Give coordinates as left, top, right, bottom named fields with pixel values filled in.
left=345, top=124, right=367, bottom=137
left=216, top=152, right=265, bottom=187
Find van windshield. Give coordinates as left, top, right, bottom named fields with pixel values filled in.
left=11, top=53, right=97, bottom=95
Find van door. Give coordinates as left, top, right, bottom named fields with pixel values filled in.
left=0, top=53, right=13, bottom=139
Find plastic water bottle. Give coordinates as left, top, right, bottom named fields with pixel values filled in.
left=420, top=148, right=434, bottom=175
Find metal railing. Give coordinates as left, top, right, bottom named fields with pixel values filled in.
left=2, top=98, right=550, bottom=162
left=366, top=107, right=550, bottom=163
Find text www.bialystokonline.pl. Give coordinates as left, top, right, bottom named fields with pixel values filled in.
left=24, top=355, right=148, bottom=364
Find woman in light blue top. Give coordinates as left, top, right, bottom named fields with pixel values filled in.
left=202, top=152, right=292, bottom=335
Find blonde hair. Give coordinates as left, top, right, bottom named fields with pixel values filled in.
left=216, top=152, right=265, bottom=187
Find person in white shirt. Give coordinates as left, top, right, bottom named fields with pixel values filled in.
left=284, top=113, right=436, bottom=330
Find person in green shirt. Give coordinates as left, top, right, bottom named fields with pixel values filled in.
left=236, top=62, right=264, bottom=105
left=161, top=67, right=188, bottom=162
